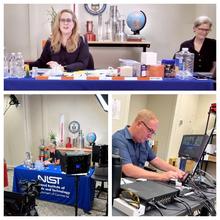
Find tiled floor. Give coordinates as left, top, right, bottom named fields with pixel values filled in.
left=5, top=169, right=107, bottom=216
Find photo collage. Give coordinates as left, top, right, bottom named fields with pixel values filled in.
left=3, top=2, right=217, bottom=217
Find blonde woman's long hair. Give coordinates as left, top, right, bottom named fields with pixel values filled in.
left=51, top=9, right=79, bottom=53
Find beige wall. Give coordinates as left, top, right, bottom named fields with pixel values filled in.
left=167, top=95, right=199, bottom=159
left=112, top=95, right=131, bottom=132
left=4, top=95, right=28, bottom=167
left=194, top=95, right=216, bottom=134
left=128, top=95, right=148, bottom=124
left=4, top=95, right=108, bottom=167
left=147, top=95, right=177, bottom=160
left=4, top=4, right=216, bottom=67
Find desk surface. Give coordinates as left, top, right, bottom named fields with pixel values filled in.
left=4, top=77, right=215, bottom=91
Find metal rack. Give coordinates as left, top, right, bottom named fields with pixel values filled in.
left=201, top=103, right=216, bottom=172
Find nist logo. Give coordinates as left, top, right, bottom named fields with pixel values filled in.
left=37, top=175, right=62, bottom=184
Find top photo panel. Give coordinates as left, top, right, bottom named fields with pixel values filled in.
left=4, top=4, right=216, bottom=91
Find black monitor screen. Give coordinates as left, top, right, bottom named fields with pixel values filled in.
left=178, top=134, right=209, bottom=161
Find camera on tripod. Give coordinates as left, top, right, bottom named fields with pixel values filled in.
left=4, top=180, right=41, bottom=216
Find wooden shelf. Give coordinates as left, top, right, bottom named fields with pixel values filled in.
left=88, top=41, right=150, bottom=52
left=56, top=147, right=92, bottom=153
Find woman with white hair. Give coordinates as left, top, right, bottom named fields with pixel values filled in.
left=30, top=9, right=90, bottom=72
left=178, top=16, right=216, bottom=76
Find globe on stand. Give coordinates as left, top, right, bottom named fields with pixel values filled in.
left=86, top=132, right=97, bottom=146
left=126, top=10, right=147, bottom=41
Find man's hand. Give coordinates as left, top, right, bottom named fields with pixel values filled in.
left=159, top=171, right=180, bottom=181
left=176, top=169, right=186, bottom=179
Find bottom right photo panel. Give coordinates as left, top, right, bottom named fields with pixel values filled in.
left=112, top=94, right=216, bottom=216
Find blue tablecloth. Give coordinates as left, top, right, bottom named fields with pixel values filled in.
left=4, top=77, right=215, bottom=91
left=13, top=165, right=95, bottom=212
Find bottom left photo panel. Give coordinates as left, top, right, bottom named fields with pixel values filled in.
left=4, top=94, right=108, bottom=216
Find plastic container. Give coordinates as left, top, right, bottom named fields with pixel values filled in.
left=119, top=59, right=141, bottom=77
left=175, top=48, right=194, bottom=79
left=35, top=160, right=44, bottom=170
left=9, top=52, right=16, bottom=77
left=15, top=52, right=25, bottom=78
left=161, top=59, right=176, bottom=78
left=4, top=55, right=9, bottom=77
left=141, top=64, right=148, bottom=77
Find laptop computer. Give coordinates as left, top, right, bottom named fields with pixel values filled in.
left=179, top=129, right=214, bottom=185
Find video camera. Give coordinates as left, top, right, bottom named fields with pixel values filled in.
left=4, top=180, right=41, bottom=216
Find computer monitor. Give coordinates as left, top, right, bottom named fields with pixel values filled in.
left=179, top=130, right=214, bottom=184
left=178, top=134, right=209, bottom=161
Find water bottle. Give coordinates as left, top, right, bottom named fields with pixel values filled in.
left=4, top=55, right=9, bottom=77
left=112, top=153, right=122, bottom=200
left=175, top=48, right=194, bottom=79
left=15, top=52, right=25, bottom=78
left=77, top=130, right=84, bottom=150
left=9, top=52, right=16, bottom=77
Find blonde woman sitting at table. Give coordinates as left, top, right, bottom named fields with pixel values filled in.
left=29, top=9, right=92, bottom=72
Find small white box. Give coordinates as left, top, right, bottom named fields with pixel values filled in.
left=141, top=52, right=157, bottom=65
left=113, top=198, right=145, bottom=216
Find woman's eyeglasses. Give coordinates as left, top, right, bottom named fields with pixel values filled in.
left=60, top=18, right=73, bottom=23
left=119, top=190, right=140, bottom=209
left=197, top=27, right=210, bottom=32
left=140, top=121, right=156, bottom=135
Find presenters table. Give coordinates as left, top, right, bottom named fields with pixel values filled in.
left=4, top=77, right=215, bottom=91
left=13, top=165, right=95, bottom=212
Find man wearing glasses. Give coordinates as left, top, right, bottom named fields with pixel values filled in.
left=112, top=109, right=185, bottom=181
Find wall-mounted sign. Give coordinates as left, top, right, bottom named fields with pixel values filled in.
left=84, top=4, right=107, bottom=16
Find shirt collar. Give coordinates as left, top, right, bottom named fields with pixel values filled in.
left=124, top=126, right=133, bottom=140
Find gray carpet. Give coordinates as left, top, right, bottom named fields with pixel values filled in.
left=5, top=169, right=107, bottom=216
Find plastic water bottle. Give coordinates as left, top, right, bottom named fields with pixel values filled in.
left=4, top=55, right=9, bottom=77
left=9, top=52, right=16, bottom=77
left=175, top=48, right=194, bottom=79
left=15, top=52, right=25, bottom=78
